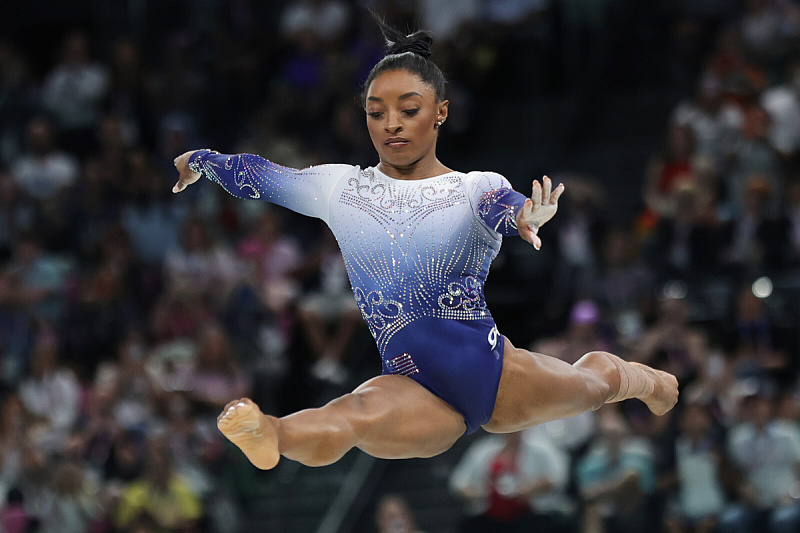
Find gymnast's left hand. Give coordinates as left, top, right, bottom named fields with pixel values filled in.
left=516, top=176, right=565, bottom=250
left=172, top=150, right=201, bottom=193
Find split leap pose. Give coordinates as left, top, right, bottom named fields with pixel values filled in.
left=172, top=17, right=678, bottom=470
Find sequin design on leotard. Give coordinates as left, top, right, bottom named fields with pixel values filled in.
left=187, top=150, right=527, bottom=355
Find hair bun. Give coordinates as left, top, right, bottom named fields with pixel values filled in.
left=389, top=35, right=433, bottom=59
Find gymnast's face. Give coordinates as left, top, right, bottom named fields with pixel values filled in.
left=365, top=69, right=448, bottom=172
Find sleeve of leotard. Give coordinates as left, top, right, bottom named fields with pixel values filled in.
left=465, top=171, right=528, bottom=237
left=187, top=149, right=352, bottom=222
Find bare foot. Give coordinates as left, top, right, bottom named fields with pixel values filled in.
left=217, top=398, right=280, bottom=470
left=632, top=363, right=679, bottom=416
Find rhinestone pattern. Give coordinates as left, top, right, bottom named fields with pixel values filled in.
left=189, top=151, right=528, bottom=356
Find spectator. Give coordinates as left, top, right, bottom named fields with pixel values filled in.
left=0, top=41, right=35, bottom=167
left=634, top=293, right=707, bottom=384
left=549, top=175, right=607, bottom=314
left=739, top=0, right=797, bottom=67
left=417, top=0, right=480, bottom=42
left=0, top=394, right=27, bottom=498
left=534, top=300, right=612, bottom=365
left=723, top=106, right=783, bottom=218
left=576, top=409, right=656, bottom=533
left=671, top=71, right=742, bottom=168
left=593, top=228, right=654, bottom=343
left=0, top=168, right=38, bottom=260
left=718, top=381, right=800, bottom=533
left=728, top=284, right=786, bottom=374
left=38, top=461, right=101, bottom=533
left=721, top=175, right=789, bottom=273
left=643, top=124, right=699, bottom=219
left=106, top=37, right=149, bottom=149
left=645, top=180, right=722, bottom=280
left=451, top=431, right=573, bottom=533
left=40, top=31, right=109, bottom=156
left=0, top=488, right=33, bottom=533
left=184, top=322, right=250, bottom=416
left=114, top=439, right=203, bottom=532
left=760, top=56, right=800, bottom=158
left=298, top=229, right=362, bottom=384
left=94, top=330, right=162, bottom=431
left=374, top=494, right=424, bottom=533
left=10, top=117, right=78, bottom=202
left=280, top=0, right=351, bottom=46
left=164, top=217, right=241, bottom=303
left=17, top=331, right=80, bottom=451
left=664, top=402, right=728, bottom=533
left=237, top=210, right=303, bottom=316
left=0, top=263, right=34, bottom=385
left=120, top=150, right=187, bottom=266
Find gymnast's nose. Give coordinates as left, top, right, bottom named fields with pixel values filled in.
left=384, top=111, right=402, bottom=134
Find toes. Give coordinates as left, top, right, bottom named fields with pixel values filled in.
left=217, top=398, right=257, bottom=426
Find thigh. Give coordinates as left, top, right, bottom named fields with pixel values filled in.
left=483, top=337, right=604, bottom=433
left=348, top=374, right=467, bottom=459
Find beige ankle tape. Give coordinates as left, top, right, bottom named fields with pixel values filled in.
left=605, top=353, right=654, bottom=403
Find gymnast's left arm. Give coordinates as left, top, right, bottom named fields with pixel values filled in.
left=172, top=149, right=351, bottom=222
left=467, top=172, right=564, bottom=250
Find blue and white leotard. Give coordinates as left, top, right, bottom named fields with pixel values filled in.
left=188, top=150, right=528, bottom=433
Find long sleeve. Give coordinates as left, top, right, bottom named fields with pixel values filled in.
left=188, top=150, right=353, bottom=222
left=465, top=171, right=528, bottom=236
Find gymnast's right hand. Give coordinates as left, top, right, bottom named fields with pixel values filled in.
left=172, top=150, right=201, bottom=193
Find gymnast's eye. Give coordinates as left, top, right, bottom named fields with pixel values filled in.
left=403, top=108, right=420, bottom=116
left=367, top=111, right=383, bottom=118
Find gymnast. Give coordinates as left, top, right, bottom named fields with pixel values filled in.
left=172, top=15, right=678, bottom=470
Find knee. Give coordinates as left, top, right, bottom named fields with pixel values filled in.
left=576, top=351, right=614, bottom=410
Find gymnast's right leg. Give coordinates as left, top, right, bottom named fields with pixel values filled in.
left=217, top=375, right=466, bottom=469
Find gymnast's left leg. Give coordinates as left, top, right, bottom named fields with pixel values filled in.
left=217, top=375, right=466, bottom=469
left=483, top=337, right=678, bottom=433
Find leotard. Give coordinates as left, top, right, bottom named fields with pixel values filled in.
left=188, top=150, right=527, bottom=433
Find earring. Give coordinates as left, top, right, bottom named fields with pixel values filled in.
left=436, top=120, right=443, bottom=127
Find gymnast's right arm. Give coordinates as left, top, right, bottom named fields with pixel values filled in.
left=172, top=149, right=352, bottom=222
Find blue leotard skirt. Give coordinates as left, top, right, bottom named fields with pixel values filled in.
left=381, top=316, right=505, bottom=434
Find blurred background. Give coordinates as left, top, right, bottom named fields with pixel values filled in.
left=1, top=0, right=800, bottom=532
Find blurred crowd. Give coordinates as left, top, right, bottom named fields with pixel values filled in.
left=1, top=1, right=800, bottom=532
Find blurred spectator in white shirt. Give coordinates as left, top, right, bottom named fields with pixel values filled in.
left=165, top=217, right=241, bottom=304
left=280, top=0, right=351, bottom=44
left=10, top=117, right=78, bottom=202
left=718, top=382, right=800, bottom=533
left=760, top=57, right=800, bottom=158
left=671, top=72, right=743, bottom=169
left=40, top=31, right=108, bottom=155
left=18, top=332, right=80, bottom=454
left=664, top=402, right=728, bottom=533
left=417, top=0, right=480, bottom=41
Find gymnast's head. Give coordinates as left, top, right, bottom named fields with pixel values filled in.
left=363, top=13, right=449, bottom=170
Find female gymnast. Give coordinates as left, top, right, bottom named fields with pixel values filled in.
left=172, top=17, right=678, bottom=470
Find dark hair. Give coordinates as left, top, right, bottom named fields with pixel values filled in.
left=362, top=13, right=446, bottom=105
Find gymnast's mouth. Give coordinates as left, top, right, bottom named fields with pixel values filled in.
left=385, top=137, right=410, bottom=147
